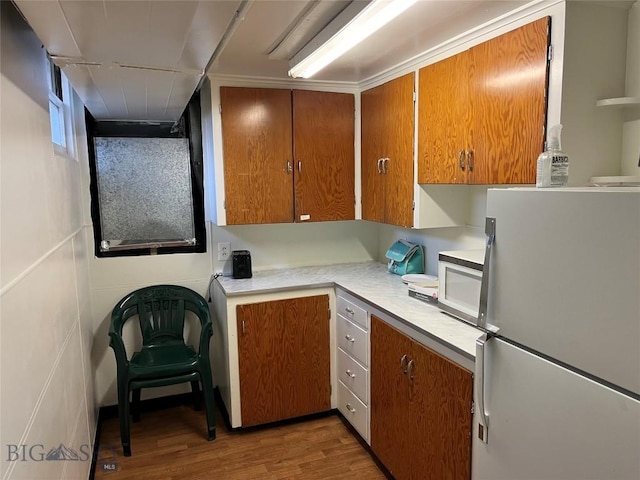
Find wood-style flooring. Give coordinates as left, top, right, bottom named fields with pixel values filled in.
left=94, top=404, right=386, bottom=479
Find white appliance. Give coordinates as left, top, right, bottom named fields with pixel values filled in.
left=437, top=249, right=484, bottom=325
left=473, top=187, right=640, bottom=480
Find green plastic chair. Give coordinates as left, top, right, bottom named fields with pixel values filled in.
left=108, top=285, right=216, bottom=456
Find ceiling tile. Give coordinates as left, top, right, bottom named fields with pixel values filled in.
left=13, top=1, right=81, bottom=57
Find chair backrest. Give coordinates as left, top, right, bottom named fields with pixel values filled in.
left=111, top=285, right=210, bottom=346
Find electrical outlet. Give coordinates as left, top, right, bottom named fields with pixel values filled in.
left=217, top=242, right=230, bottom=261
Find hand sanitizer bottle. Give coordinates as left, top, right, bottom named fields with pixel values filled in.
left=536, top=124, right=569, bottom=187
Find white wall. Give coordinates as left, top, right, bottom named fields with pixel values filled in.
left=210, top=221, right=379, bottom=275
left=622, top=1, right=640, bottom=177
left=0, top=3, right=95, bottom=479
left=87, top=226, right=213, bottom=407
left=561, top=1, right=629, bottom=184
left=88, top=217, right=377, bottom=407
left=378, top=186, right=489, bottom=275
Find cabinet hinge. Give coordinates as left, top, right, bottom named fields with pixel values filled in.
left=328, top=308, right=331, bottom=319
left=223, top=200, right=226, bottom=209
left=412, top=201, right=415, bottom=211
left=471, top=401, right=475, bottom=414
left=547, top=44, right=553, bottom=62
left=330, top=384, right=332, bottom=395
left=413, top=91, right=417, bottom=103
left=219, top=103, right=222, bottom=114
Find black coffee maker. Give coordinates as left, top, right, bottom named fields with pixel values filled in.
left=232, top=250, right=252, bottom=279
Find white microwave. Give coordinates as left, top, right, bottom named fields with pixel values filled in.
left=438, top=249, right=485, bottom=326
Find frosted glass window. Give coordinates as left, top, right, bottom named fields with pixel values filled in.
left=94, top=137, right=195, bottom=242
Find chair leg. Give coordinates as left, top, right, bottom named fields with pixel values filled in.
left=199, top=367, right=216, bottom=441
left=117, top=381, right=132, bottom=456
left=131, top=388, right=141, bottom=422
left=191, top=381, right=202, bottom=411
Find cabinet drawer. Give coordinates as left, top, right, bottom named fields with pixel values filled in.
left=337, top=380, right=368, bottom=442
left=338, top=348, right=368, bottom=403
left=337, top=295, right=368, bottom=329
left=337, top=316, right=368, bottom=366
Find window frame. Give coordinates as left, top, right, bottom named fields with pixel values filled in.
left=47, top=57, right=76, bottom=160
left=85, top=92, right=206, bottom=258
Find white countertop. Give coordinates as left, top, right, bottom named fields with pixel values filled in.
left=215, top=262, right=481, bottom=361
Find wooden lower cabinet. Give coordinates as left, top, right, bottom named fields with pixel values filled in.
left=371, top=316, right=473, bottom=480
left=236, top=295, right=331, bottom=427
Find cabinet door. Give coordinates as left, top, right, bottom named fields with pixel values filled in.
left=293, top=90, right=355, bottom=222
left=370, top=316, right=413, bottom=480
left=383, top=73, right=415, bottom=228
left=469, top=17, right=550, bottom=184
left=418, top=51, right=471, bottom=184
left=237, top=295, right=330, bottom=427
left=408, top=337, right=473, bottom=480
left=221, top=87, right=293, bottom=224
left=361, top=84, right=386, bottom=223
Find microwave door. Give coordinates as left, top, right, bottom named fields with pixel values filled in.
left=438, top=262, right=482, bottom=325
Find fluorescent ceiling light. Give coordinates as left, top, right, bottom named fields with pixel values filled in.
left=288, top=0, right=418, bottom=79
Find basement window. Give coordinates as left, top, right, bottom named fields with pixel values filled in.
left=86, top=93, right=206, bottom=257
left=47, top=56, right=74, bottom=158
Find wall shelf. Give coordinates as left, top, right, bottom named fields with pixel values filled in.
left=590, top=175, right=640, bottom=186
left=595, top=96, right=640, bottom=109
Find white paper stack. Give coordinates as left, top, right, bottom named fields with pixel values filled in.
left=402, top=274, right=438, bottom=305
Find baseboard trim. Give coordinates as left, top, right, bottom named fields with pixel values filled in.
left=335, top=412, right=394, bottom=480
left=88, top=391, right=202, bottom=479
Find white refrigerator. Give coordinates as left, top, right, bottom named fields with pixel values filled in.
left=472, top=187, right=640, bottom=480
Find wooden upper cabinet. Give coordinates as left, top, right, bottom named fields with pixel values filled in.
left=361, top=73, right=415, bottom=227
left=236, top=295, right=331, bottom=427
left=418, top=51, right=471, bottom=184
left=220, top=87, right=293, bottom=225
left=293, top=90, right=355, bottom=222
left=417, top=17, right=550, bottom=185
left=221, top=87, right=355, bottom=225
left=383, top=73, right=415, bottom=228
left=361, top=83, right=386, bottom=223
left=470, top=16, right=550, bottom=184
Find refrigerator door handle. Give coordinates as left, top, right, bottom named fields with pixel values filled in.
left=478, top=217, right=496, bottom=331
left=476, top=333, right=491, bottom=444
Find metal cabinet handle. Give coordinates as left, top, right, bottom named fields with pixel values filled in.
left=345, top=403, right=356, bottom=413
left=286, top=161, right=292, bottom=173
left=345, top=307, right=355, bottom=315
left=377, top=158, right=383, bottom=173
left=458, top=150, right=466, bottom=171
left=478, top=217, right=496, bottom=330
left=407, top=359, right=415, bottom=380
left=400, top=354, right=408, bottom=374
left=344, top=334, right=355, bottom=343
left=466, top=149, right=474, bottom=172
left=476, top=333, right=491, bottom=443
left=345, top=369, right=356, bottom=378
left=241, top=320, right=245, bottom=335
left=383, top=157, right=389, bottom=174
left=298, top=160, right=302, bottom=173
